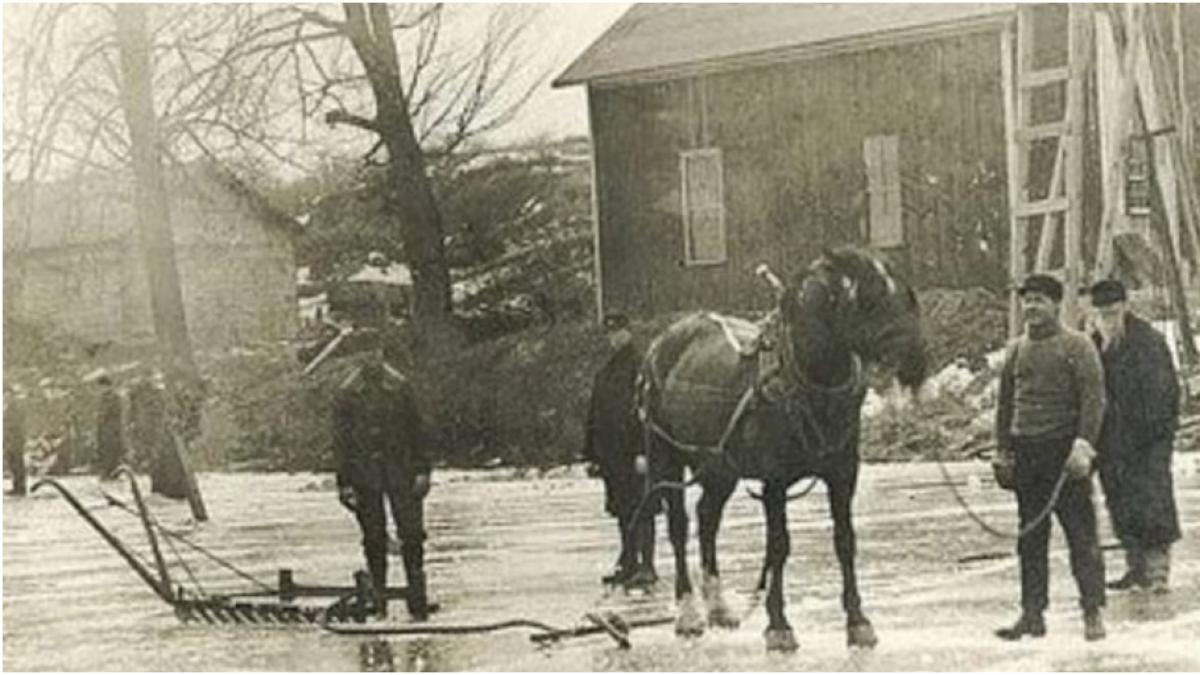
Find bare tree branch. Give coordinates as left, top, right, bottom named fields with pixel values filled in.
left=324, top=109, right=380, bottom=133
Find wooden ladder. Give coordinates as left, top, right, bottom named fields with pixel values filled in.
left=1092, top=4, right=1198, bottom=366
left=1002, top=5, right=1091, bottom=335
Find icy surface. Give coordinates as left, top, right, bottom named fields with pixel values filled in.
left=4, top=463, right=1198, bottom=671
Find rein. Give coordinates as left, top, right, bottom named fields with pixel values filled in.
left=931, top=444, right=1071, bottom=541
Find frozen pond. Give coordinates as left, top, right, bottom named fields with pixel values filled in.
left=4, top=461, right=1199, bottom=671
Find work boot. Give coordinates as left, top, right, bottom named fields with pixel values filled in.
left=1107, top=546, right=1148, bottom=591
left=354, top=569, right=387, bottom=620
left=366, top=555, right=389, bottom=618
left=1083, top=609, right=1106, bottom=641
left=995, top=613, right=1046, bottom=641
left=624, top=565, right=659, bottom=590
left=1144, top=545, right=1170, bottom=594
left=405, top=571, right=429, bottom=621
left=602, top=566, right=633, bottom=586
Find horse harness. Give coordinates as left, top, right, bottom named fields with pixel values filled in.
left=639, top=313, right=866, bottom=476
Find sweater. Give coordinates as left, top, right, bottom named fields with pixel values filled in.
left=995, top=321, right=1106, bottom=451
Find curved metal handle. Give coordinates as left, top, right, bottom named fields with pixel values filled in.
left=32, top=475, right=176, bottom=604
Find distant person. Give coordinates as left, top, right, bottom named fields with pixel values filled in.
left=993, top=274, right=1107, bottom=642
left=5, top=385, right=29, bottom=496
left=583, top=313, right=657, bottom=588
left=128, top=372, right=187, bottom=499
left=1087, top=279, right=1181, bottom=593
left=333, top=339, right=432, bottom=620
left=95, top=375, right=126, bottom=478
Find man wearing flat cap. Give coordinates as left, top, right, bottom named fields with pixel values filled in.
left=994, top=273, right=1108, bottom=641
left=583, top=312, right=657, bottom=588
left=333, top=335, right=433, bottom=620
left=1087, top=279, right=1181, bottom=594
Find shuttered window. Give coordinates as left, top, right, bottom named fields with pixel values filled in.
left=681, top=148, right=727, bottom=265
left=864, top=135, right=903, bottom=248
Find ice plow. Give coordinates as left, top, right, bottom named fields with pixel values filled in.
left=32, top=467, right=404, bottom=626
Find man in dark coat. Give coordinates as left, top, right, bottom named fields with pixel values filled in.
left=333, top=342, right=433, bottom=620
left=584, top=313, right=656, bottom=588
left=993, top=274, right=1107, bottom=642
left=95, top=375, right=126, bottom=477
left=128, top=373, right=187, bottom=499
left=1087, top=279, right=1181, bottom=593
left=5, top=385, right=28, bottom=496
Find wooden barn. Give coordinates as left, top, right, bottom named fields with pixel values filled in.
left=3, top=164, right=300, bottom=348
left=555, top=3, right=1200, bottom=319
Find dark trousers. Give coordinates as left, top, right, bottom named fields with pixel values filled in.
left=605, top=469, right=657, bottom=574
left=353, top=487, right=426, bottom=609
left=1014, top=436, right=1106, bottom=614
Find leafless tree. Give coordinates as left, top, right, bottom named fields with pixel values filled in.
left=208, top=3, right=544, bottom=323
left=8, top=3, right=545, bottom=325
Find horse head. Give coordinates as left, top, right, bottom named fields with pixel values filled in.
left=780, top=247, right=927, bottom=391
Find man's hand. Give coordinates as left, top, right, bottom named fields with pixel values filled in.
left=338, top=486, right=357, bottom=512
left=412, top=473, right=431, bottom=499
left=1065, top=438, right=1096, bottom=480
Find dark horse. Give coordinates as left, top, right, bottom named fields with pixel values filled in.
left=637, top=247, right=928, bottom=652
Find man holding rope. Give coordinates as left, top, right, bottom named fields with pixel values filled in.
left=1087, top=279, right=1181, bottom=594
left=583, top=313, right=657, bottom=589
left=992, top=274, right=1107, bottom=642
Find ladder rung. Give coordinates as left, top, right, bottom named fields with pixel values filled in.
left=1016, top=196, right=1069, bottom=218
left=1019, top=66, right=1070, bottom=88
left=1016, top=121, right=1069, bottom=142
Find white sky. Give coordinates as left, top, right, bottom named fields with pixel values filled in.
left=489, top=3, right=630, bottom=145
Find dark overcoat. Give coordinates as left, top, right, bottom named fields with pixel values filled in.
left=584, top=342, right=643, bottom=517
left=95, top=389, right=125, bottom=475
left=333, top=367, right=431, bottom=496
left=1092, top=313, right=1182, bottom=547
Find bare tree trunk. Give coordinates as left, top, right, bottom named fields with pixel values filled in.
left=114, top=4, right=207, bottom=521
left=340, top=3, right=452, bottom=323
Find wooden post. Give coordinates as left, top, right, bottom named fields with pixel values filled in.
left=1176, top=4, right=1191, bottom=157
left=1094, top=7, right=1140, bottom=276
left=1001, top=21, right=1024, bottom=338
left=1061, top=4, right=1091, bottom=330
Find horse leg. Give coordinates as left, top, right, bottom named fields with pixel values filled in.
left=827, top=469, right=877, bottom=648
left=762, top=481, right=797, bottom=652
left=698, top=473, right=738, bottom=629
left=656, top=449, right=701, bottom=636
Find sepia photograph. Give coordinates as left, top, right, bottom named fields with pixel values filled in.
left=2, top=2, right=1199, bottom=671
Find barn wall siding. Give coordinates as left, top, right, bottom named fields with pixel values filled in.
left=592, top=30, right=1010, bottom=317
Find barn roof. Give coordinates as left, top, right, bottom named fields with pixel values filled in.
left=554, top=3, right=1014, bottom=88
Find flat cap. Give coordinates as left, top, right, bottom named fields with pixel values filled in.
left=1017, top=274, right=1063, bottom=302
left=1088, top=279, right=1127, bottom=307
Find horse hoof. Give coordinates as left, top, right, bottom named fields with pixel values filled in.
left=764, top=627, right=798, bottom=653
left=708, top=603, right=740, bottom=630
left=847, top=621, right=878, bottom=649
left=675, top=597, right=706, bottom=637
